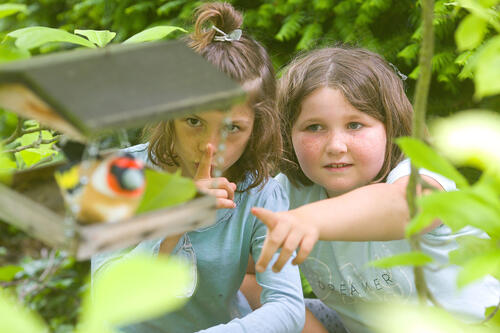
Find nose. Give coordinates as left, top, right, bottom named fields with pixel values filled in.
left=198, top=128, right=220, bottom=153
left=325, top=131, right=347, bottom=154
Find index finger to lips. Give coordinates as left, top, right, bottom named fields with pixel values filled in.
left=195, top=143, right=214, bottom=180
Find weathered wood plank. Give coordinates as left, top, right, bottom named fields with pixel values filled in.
left=76, top=195, right=216, bottom=260
left=0, top=182, right=70, bottom=249
left=0, top=40, right=245, bottom=137
left=0, top=181, right=217, bottom=260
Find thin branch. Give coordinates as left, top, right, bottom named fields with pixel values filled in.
left=18, top=250, right=63, bottom=302
left=1, top=122, right=52, bottom=147
left=407, top=0, right=436, bottom=306
left=3, top=135, right=61, bottom=154
left=1, top=117, right=24, bottom=145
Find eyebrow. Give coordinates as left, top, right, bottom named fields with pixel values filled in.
left=296, top=117, right=325, bottom=124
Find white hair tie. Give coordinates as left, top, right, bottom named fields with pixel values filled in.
left=212, top=25, right=242, bottom=42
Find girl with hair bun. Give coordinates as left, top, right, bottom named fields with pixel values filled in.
left=92, top=2, right=305, bottom=333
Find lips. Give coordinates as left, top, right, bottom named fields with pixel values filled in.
left=324, top=163, right=352, bottom=168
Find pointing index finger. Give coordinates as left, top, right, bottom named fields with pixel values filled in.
left=195, top=143, right=214, bottom=180
left=251, top=207, right=278, bottom=230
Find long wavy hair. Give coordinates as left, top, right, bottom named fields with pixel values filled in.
left=144, top=2, right=281, bottom=191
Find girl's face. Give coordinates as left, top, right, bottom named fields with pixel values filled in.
left=292, top=87, right=387, bottom=197
left=172, top=103, right=255, bottom=178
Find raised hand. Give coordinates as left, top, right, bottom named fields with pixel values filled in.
left=194, top=143, right=237, bottom=209
left=251, top=207, right=319, bottom=273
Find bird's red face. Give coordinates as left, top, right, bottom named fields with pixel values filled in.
left=107, top=154, right=145, bottom=197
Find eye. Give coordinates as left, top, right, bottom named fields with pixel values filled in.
left=305, top=124, right=323, bottom=132
left=225, top=124, right=241, bottom=133
left=185, top=117, right=202, bottom=127
left=347, top=122, right=363, bottom=130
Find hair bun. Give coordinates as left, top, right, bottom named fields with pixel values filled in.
left=189, top=2, right=243, bottom=51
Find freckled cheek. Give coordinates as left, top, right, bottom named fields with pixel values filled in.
left=293, top=135, right=323, bottom=169
left=353, top=131, right=387, bottom=166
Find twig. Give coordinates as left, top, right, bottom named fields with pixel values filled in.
left=4, top=135, right=61, bottom=154
left=27, top=154, right=55, bottom=169
left=18, top=249, right=63, bottom=302
left=407, top=0, right=436, bottom=306
left=1, top=117, right=24, bottom=145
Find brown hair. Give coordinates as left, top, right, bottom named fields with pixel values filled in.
left=145, top=2, right=281, bottom=190
left=278, top=46, right=413, bottom=187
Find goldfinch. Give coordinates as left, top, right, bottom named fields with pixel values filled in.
left=54, top=153, right=145, bottom=224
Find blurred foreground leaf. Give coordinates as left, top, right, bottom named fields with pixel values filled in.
left=369, top=252, right=433, bottom=268
left=456, top=250, right=500, bottom=288
left=79, top=255, right=191, bottom=333
left=136, top=169, right=197, bottom=214
left=361, top=301, right=495, bottom=333
left=0, top=4, right=27, bottom=19
left=431, top=110, right=500, bottom=169
left=0, top=289, right=47, bottom=333
left=397, top=137, right=469, bottom=188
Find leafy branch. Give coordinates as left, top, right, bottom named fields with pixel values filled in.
left=407, top=0, right=437, bottom=305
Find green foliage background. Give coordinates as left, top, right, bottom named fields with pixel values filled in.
left=1, top=0, right=498, bottom=117
left=1, top=0, right=499, bottom=331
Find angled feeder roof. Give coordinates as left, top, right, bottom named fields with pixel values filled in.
left=0, top=40, right=245, bottom=140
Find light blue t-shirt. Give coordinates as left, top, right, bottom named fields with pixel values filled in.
left=276, top=159, right=500, bottom=333
left=92, top=144, right=305, bottom=333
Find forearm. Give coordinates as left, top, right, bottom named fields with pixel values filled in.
left=294, top=183, right=409, bottom=241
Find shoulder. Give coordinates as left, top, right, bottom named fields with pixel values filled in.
left=246, top=176, right=286, bottom=200
left=275, top=173, right=326, bottom=209
left=121, top=143, right=153, bottom=166
left=387, top=159, right=456, bottom=192
left=239, top=176, right=289, bottom=212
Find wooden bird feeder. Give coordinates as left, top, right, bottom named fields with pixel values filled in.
left=0, top=40, right=246, bottom=260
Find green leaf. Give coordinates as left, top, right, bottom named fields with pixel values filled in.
left=449, top=236, right=498, bottom=266
left=0, top=265, right=23, bottom=282
left=474, top=36, right=500, bottom=99
left=369, top=252, right=433, bottom=268
left=0, top=146, right=15, bottom=184
left=0, top=289, right=47, bottom=333
left=361, top=301, right=490, bottom=333
left=123, top=26, right=187, bottom=44
left=407, top=190, right=500, bottom=238
left=157, top=0, right=185, bottom=16
left=275, top=12, right=305, bottom=42
left=0, top=43, right=31, bottom=64
left=296, top=23, right=322, bottom=50
left=484, top=305, right=500, bottom=328
left=74, top=29, right=116, bottom=47
left=8, top=27, right=96, bottom=50
left=457, top=0, right=500, bottom=29
left=136, top=169, right=197, bottom=214
left=455, top=14, right=488, bottom=51
left=14, top=130, right=57, bottom=167
left=396, top=137, right=469, bottom=188
left=79, top=255, right=191, bottom=332
left=0, top=4, right=27, bottom=19
left=17, top=149, right=55, bottom=167
left=457, top=249, right=500, bottom=288
left=430, top=110, right=500, bottom=169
